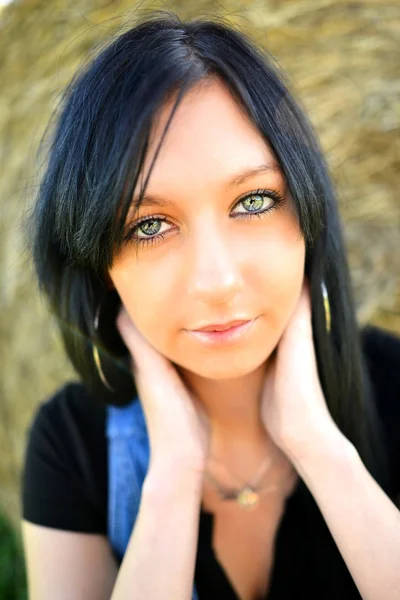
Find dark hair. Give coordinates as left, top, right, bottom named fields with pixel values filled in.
left=26, top=9, right=391, bottom=496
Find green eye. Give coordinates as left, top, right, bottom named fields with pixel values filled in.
left=231, top=188, right=284, bottom=220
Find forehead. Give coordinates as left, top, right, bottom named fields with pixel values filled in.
left=136, top=78, right=280, bottom=194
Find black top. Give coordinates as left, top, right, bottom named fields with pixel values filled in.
left=21, top=325, right=400, bottom=599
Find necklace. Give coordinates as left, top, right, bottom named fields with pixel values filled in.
left=205, top=452, right=279, bottom=511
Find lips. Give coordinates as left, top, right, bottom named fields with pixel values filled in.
left=186, top=318, right=258, bottom=346
left=194, top=320, right=249, bottom=332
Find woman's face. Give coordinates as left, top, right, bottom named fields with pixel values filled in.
left=108, top=78, right=306, bottom=379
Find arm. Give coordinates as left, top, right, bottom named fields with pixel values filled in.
left=110, top=461, right=203, bottom=600
left=21, top=521, right=119, bottom=600
left=22, top=461, right=203, bottom=600
left=291, top=427, right=400, bottom=600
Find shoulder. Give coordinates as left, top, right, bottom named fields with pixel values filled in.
left=361, top=324, right=400, bottom=368
left=360, top=324, right=400, bottom=403
left=25, top=380, right=107, bottom=463
left=22, top=381, right=108, bottom=533
left=31, top=380, right=104, bottom=425
left=360, top=325, right=400, bottom=496
left=25, top=379, right=107, bottom=486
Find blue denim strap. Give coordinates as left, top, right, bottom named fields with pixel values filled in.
left=106, top=397, right=199, bottom=600
left=106, top=398, right=149, bottom=560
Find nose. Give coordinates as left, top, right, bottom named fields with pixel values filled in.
left=185, top=217, right=244, bottom=303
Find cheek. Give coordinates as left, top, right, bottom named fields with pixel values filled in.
left=252, top=225, right=305, bottom=321
left=109, top=260, right=176, bottom=349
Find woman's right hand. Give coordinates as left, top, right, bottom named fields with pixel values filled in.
left=116, top=304, right=211, bottom=476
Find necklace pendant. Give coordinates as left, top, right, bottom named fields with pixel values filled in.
left=236, top=486, right=259, bottom=510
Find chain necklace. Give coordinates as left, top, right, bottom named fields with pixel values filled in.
left=205, top=451, right=279, bottom=511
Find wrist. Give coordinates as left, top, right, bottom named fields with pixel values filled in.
left=290, top=430, right=360, bottom=497
left=286, top=421, right=355, bottom=470
left=150, top=446, right=207, bottom=475
left=145, top=458, right=205, bottom=496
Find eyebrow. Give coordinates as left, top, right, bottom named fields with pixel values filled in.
left=130, top=161, right=281, bottom=210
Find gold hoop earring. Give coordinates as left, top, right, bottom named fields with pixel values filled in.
left=93, top=302, right=116, bottom=392
left=321, top=280, right=331, bottom=333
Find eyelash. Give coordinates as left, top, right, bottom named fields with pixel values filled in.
left=123, top=188, right=284, bottom=249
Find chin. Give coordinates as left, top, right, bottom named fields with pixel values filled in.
left=175, top=352, right=267, bottom=380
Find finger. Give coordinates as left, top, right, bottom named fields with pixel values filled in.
left=116, top=305, right=142, bottom=349
left=115, top=307, right=161, bottom=372
left=284, top=280, right=312, bottom=341
left=116, top=306, right=159, bottom=358
left=116, top=306, right=187, bottom=386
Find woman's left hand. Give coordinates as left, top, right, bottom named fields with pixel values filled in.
left=260, top=277, right=342, bottom=463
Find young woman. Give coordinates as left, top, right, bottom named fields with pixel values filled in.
left=21, top=10, right=400, bottom=600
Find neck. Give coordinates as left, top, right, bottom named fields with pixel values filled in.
left=175, top=359, right=272, bottom=452
left=175, top=358, right=297, bottom=496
